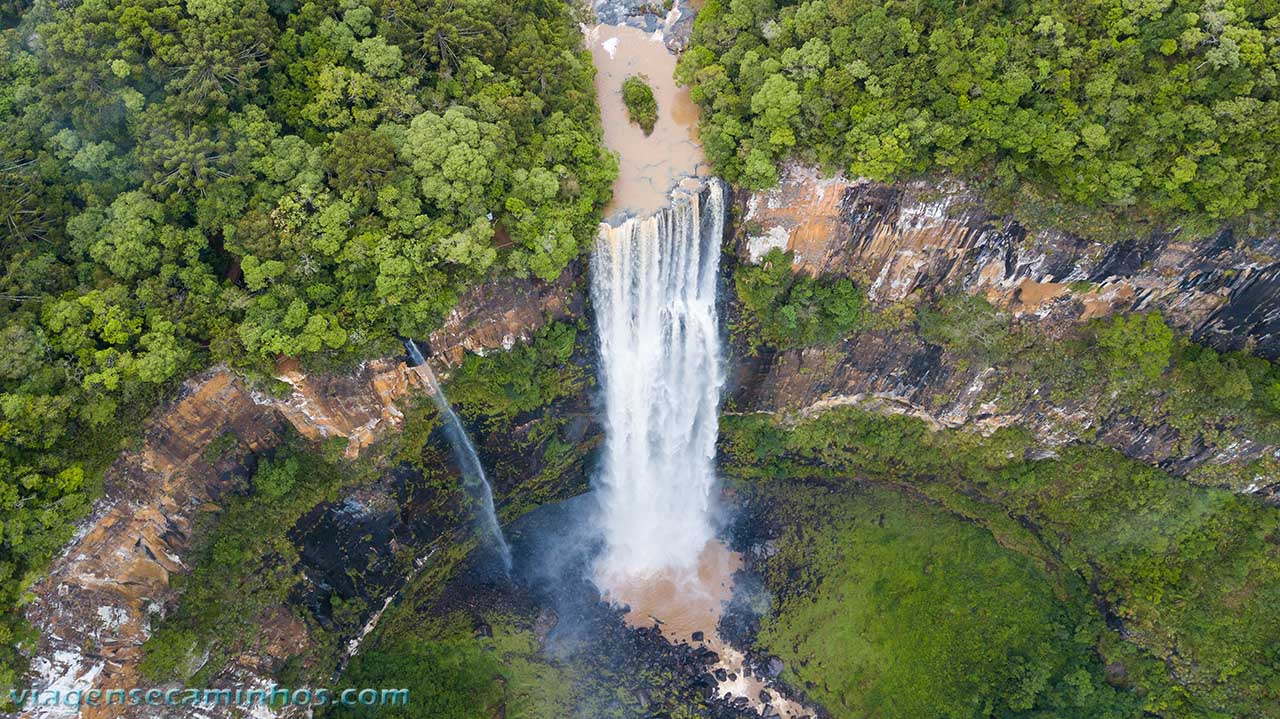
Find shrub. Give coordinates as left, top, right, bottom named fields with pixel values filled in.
left=734, top=249, right=867, bottom=349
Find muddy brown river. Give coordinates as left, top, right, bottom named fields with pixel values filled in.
left=586, top=24, right=709, bottom=219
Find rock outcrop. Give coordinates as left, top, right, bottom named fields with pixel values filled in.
left=21, top=165, right=1280, bottom=716
left=426, top=265, right=579, bottom=368
left=729, top=330, right=1278, bottom=496
left=741, top=165, right=1280, bottom=358
left=21, top=360, right=423, bottom=719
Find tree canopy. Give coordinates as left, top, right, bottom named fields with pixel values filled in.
left=677, top=0, right=1280, bottom=234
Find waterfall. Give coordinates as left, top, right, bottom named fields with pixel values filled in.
left=404, top=339, right=513, bottom=572
left=591, top=179, right=726, bottom=584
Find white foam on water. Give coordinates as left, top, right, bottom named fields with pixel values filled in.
left=591, top=179, right=726, bottom=584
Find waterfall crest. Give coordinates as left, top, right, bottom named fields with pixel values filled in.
left=405, top=340, right=513, bottom=571
left=591, top=179, right=726, bottom=583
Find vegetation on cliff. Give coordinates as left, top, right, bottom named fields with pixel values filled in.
left=332, top=587, right=725, bottom=719
left=0, top=0, right=614, bottom=688
left=911, top=296, right=1280, bottom=477
left=140, top=433, right=389, bottom=683
left=330, top=639, right=507, bottom=718
left=731, top=256, right=1280, bottom=482
left=139, top=319, right=598, bottom=692
left=723, top=282, right=1280, bottom=716
left=677, top=0, right=1280, bottom=235
left=327, top=617, right=576, bottom=719
left=734, top=248, right=868, bottom=349
left=446, top=321, right=587, bottom=426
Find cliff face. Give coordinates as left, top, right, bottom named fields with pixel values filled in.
left=729, top=331, right=1278, bottom=496
left=20, top=272, right=577, bottom=719
left=742, top=165, right=1280, bottom=358
left=425, top=265, right=579, bottom=368
left=21, top=361, right=423, bottom=719
left=22, top=169, right=1280, bottom=714
left=732, top=166, right=1280, bottom=498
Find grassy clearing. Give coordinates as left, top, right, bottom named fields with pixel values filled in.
left=756, top=483, right=1136, bottom=718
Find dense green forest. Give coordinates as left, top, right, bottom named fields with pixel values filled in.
left=677, top=0, right=1280, bottom=234
left=0, top=0, right=613, bottom=689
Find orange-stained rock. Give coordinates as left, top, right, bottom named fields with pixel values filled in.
left=23, top=368, right=286, bottom=719
left=739, top=165, right=1280, bottom=357
left=426, top=266, right=578, bottom=368
left=260, top=358, right=424, bottom=459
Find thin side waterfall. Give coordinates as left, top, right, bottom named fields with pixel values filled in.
left=591, top=179, right=726, bottom=584
left=404, top=339, right=513, bottom=572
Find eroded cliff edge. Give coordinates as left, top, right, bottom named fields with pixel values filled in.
left=21, top=166, right=1280, bottom=716
left=731, top=166, right=1280, bottom=497
left=20, top=271, right=578, bottom=719
left=742, top=166, right=1279, bottom=356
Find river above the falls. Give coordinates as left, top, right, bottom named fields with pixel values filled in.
left=585, top=23, right=709, bottom=219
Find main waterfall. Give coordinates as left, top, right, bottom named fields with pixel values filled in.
left=591, top=179, right=726, bottom=583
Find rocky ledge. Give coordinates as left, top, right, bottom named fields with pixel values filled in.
left=741, top=165, right=1280, bottom=359
left=733, top=166, right=1279, bottom=498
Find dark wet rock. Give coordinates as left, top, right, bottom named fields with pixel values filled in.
left=729, top=171, right=1280, bottom=497
left=759, top=690, right=772, bottom=703
left=587, top=0, right=704, bottom=51
left=289, top=464, right=455, bottom=629
left=534, top=607, right=558, bottom=642
left=414, top=494, right=766, bottom=719
left=678, top=658, right=703, bottom=677
left=473, top=620, right=493, bottom=638
left=691, top=630, right=704, bottom=641
left=692, top=673, right=719, bottom=699
left=634, top=687, right=653, bottom=707
left=714, top=668, right=729, bottom=682
left=725, top=321, right=1279, bottom=494
left=736, top=174, right=1280, bottom=359
left=718, top=568, right=768, bottom=651
left=694, top=646, right=720, bottom=664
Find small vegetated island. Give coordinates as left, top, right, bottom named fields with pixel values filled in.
left=622, top=74, right=658, bottom=135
